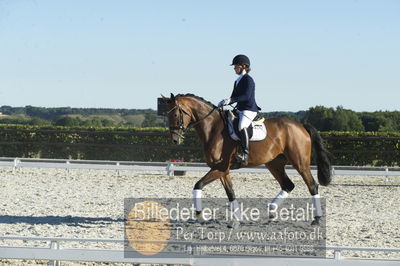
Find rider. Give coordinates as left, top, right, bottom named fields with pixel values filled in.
left=218, top=54, right=261, bottom=166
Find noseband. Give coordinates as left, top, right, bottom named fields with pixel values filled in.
left=168, top=104, right=219, bottom=138
left=168, top=105, right=192, bottom=132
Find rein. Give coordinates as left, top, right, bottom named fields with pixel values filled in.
left=168, top=104, right=220, bottom=138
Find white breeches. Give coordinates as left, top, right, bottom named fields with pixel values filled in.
left=238, top=110, right=258, bottom=131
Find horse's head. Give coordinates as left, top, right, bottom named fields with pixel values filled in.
left=162, top=93, right=193, bottom=145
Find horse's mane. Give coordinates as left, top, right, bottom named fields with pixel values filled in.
left=175, top=93, right=216, bottom=108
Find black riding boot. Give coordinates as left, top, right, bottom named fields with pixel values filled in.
left=238, top=128, right=249, bottom=166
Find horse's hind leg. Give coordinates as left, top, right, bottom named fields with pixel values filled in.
left=288, top=154, right=323, bottom=225
left=266, top=155, right=295, bottom=214
left=297, top=167, right=323, bottom=225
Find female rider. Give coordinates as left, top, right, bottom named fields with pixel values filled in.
left=218, top=54, right=261, bottom=166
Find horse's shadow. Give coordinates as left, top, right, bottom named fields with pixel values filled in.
left=0, top=215, right=125, bottom=228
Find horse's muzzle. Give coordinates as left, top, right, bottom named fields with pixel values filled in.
left=171, top=132, right=184, bottom=145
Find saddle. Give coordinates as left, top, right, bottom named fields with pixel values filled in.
left=226, top=110, right=267, bottom=141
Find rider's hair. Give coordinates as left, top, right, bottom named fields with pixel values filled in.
left=242, top=64, right=251, bottom=73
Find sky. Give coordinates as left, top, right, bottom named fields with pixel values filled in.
left=0, top=0, right=399, bottom=112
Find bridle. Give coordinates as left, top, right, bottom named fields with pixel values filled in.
left=167, top=104, right=219, bottom=139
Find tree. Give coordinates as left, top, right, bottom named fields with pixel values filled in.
left=124, top=114, right=146, bottom=127
left=302, top=106, right=364, bottom=131
left=54, top=116, right=81, bottom=127
left=360, top=113, right=380, bottom=131
left=330, top=106, right=364, bottom=131
left=302, top=106, right=335, bottom=131
left=263, top=111, right=304, bottom=123
left=361, top=112, right=400, bottom=132
left=142, top=112, right=157, bottom=127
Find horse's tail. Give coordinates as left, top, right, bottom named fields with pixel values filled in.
left=303, top=124, right=332, bottom=186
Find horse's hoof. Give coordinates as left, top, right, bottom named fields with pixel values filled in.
left=227, top=220, right=240, bottom=229
left=311, top=216, right=321, bottom=226
left=196, top=213, right=206, bottom=224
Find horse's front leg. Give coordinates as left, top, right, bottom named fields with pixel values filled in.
left=220, top=172, right=241, bottom=229
left=192, top=168, right=224, bottom=222
left=193, top=168, right=241, bottom=228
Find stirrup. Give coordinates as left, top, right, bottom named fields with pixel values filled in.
left=241, top=153, right=248, bottom=166
left=235, top=152, right=248, bottom=167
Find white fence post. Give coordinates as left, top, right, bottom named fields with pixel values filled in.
left=13, top=158, right=20, bottom=171
left=166, top=162, right=174, bottom=176
left=333, top=249, right=341, bottom=260
left=65, top=161, right=70, bottom=174
left=385, top=167, right=389, bottom=182
left=48, top=240, right=60, bottom=266
left=116, top=162, right=120, bottom=176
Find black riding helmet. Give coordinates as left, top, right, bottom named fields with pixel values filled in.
left=231, top=54, right=250, bottom=66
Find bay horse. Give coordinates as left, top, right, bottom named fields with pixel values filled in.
left=162, top=93, right=332, bottom=227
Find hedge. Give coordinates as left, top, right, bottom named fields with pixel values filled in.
left=0, top=125, right=201, bottom=162
left=0, top=125, right=399, bottom=166
left=321, top=131, right=400, bottom=166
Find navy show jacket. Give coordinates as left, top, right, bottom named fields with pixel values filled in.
left=230, top=74, right=261, bottom=112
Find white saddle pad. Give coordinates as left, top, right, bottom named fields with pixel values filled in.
left=227, top=111, right=267, bottom=141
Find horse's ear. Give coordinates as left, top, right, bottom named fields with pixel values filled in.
left=170, top=93, right=175, bottom=100
left=161, top=94, right=170, bottom=103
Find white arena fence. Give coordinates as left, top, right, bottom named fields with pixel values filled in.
left=0, top=157, right=399, bottom=265
left=0, top=236, right=400, bottom=266
left=0, top=157, right=400, bottom=181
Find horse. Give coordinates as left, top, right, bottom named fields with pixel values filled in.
left=161, top=93, right=332, bottom=227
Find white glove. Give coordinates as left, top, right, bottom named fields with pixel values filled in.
left=218, top=98, right=231, bottom=107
